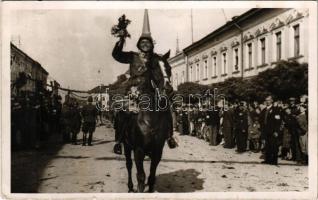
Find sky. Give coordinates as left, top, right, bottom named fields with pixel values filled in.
left=10, top=8, right=249, bottom=91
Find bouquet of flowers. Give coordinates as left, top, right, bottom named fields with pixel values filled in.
left=111, top=14, right=131, bottom=39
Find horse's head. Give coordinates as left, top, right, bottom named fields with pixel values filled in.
left=160, top=50, right=172, bottom=79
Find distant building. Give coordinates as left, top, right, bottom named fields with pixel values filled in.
left=11, top=43, right=49, bottom=95
left=169, top=8, right=309, bottom=89
left=89, top=85, right=110, bottom=109
left=167, top=52, right=186, bottom=90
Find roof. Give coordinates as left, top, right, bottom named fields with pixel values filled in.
left=168, top=51, right=185, bottom=64
left=183, top=8, right=261, bottom=54
left=11, top=43, right=49, bottom=75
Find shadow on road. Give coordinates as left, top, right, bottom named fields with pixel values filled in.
left=53, top=155, right=90, bottom=159
left=95, top=156, right=299, bottom=166
left=155, top=169, right=204, bottom=192
left=92, top=140, right=114, bottom=146
left=11, top=134, right=65, bottom=193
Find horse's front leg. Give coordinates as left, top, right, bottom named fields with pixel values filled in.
left=147, top=148, right=163, bottom=193
left=134, top=148, right=146, bottom=192
left=124, top=144, right=134, bottom=192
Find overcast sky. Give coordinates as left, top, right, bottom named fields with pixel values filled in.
left=10, top=8, right=249, bottom=91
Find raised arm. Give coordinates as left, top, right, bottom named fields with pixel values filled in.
left=112, top=39, right=133, bottom=64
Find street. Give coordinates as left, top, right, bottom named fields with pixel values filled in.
left=12, top=120, right=308, bottom=193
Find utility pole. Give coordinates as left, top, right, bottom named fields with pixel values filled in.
left=191, top=9, right=194, bottom=44
left=176, top=34, right=180, bottom=55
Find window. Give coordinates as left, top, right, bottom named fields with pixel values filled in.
left=212, top=56, right=217, bottom=76
left=247, top=43, right=253, bottom=68
left=276, top=32, right=282, bottom=60
left=294, top=25, right=300, bottom=57
left=234, top=48, right=239, bottom=71
left=260, top=38, right=266, bottom=65
left=222, top=53, right=227, bottom=74
left=204, top=60, right=208, bottom=79
left=196, top=63, right=200, bottom=81
left=181, top=71, right=185, bottom=83
left=189, top=66, right=193, bottom=81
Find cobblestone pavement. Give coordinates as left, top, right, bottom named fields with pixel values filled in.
left=12, top=121, right=308, bottom=193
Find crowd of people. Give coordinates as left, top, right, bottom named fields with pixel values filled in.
left=11, top=90, right=62, bottom=150
left=173, top=95, right=308, bottom=165
left=11, top=90, right=105, bottom=150
left=11, top=87, right=309, bottom=166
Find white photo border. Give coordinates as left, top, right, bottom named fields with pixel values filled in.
left=1, top=1, right=317, bottom=199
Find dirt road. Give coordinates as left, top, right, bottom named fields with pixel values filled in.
left=12, top=121, right=308, bottom=193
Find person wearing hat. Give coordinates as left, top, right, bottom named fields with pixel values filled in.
left=81, top=96, right=98, bottom=146
left=111, top=9, right=177, bottom=154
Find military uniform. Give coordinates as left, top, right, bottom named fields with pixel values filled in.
left=70, top=104, right=82, bottom=145
left=60, top=103, right=72, bottom=143
left=81, top=102, right=97, bottom=146
left=111, top=24, right=177, bottom=152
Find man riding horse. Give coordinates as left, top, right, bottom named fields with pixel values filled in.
left=112, top=10, right=178, bottom=155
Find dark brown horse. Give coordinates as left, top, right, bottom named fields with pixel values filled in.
left=122, top=51, right=173, bottom=193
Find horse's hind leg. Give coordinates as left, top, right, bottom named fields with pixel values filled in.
left=124, top=144, right=134, bottom=192
left=147, top=149, right=163, bottom=193
left=134, top=149, right=146, bottom=192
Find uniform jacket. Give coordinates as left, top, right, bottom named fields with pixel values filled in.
left=112, top=40, right=167, bottom=91
left=81, top=104, right=98, bottom=123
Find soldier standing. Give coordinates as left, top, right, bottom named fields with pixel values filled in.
left=70, top=101, right=82, bottom=145
left=81, top=96, right=98, bottom=146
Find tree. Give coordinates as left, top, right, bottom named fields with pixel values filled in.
left=255, top=60, right=308, bottom=101
left=177, top=82, right=210, bottom=103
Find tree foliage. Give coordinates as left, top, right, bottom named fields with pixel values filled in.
left=177, top=60, right=308, bottom=103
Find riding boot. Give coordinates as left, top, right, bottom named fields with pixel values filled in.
left=167, top=129, right=178, bottom=149
left=113, top=142, right=122, bottom=154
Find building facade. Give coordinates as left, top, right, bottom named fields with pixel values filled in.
left=169, top=8, right=309, bottom=89
left=11, top=43, right=49, bottom=95
left=168, top=52, right=186, bottom=90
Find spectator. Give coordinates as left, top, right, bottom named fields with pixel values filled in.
left=221, top=103, right=235, bottom=149
left=297, top=104, right=308, bottom=165
left=261, top=96, right=283, bottom=165
left=248, top=105, right=261, bottom=153
left=81, top=96, right=98, bottom=146
left=234, top=102, right=248, bottom=153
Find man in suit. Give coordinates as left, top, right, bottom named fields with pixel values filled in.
left=261, top=96, right=283, bottom=165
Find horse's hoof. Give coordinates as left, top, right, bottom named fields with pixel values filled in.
left=128, top=189, right=135, bottom=193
